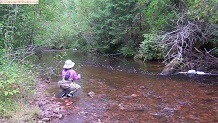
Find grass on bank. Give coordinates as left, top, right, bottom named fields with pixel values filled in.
left=0, top=61, right=41, bottom=123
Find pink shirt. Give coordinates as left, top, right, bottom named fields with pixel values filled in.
left=62, top=69, right=80, bottom=80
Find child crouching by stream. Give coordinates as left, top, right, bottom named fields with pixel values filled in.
left=58, top=59, right=81, bottom=97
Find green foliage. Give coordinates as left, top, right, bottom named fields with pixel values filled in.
left=88, top=0, right=140, bottom=54
left=139, top=0, right=217, bottom=62
left=142, top=0, right=182, bottom=32
left=34, top=0, right=79, bottom=49
left=1, top=0, right=217, bottom=72
left=139, top=34, right=163, bottom=61
left=0, top=0, right=85, bottom=50
left=0, top=5, right=37, bottom=49
left=120, top=40, right=137, bottom=57
left=0, top=59, right=38, bottom=117
left=0, top=98, right=16, bottom=117
left=187, top=0, right=218, bottom=54
left=0, top=49, right=7, bottom=65
left=0, top=64, right=35, bottom=97
left=187, top=0, right=218, bottom=24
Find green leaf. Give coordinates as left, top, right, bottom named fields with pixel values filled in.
left=4, top=91, right=9, bottom=96
left=12, top=89, right=19, bottom=94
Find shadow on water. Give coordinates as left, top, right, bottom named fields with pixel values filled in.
left=39, top=51, right=218, bottom=123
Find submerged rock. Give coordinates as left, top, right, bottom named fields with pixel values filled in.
left=140, top=86, right=145, bottom=90
left=53, top=108, right=60, bottom=114
left=88, top=91, right=95, bottom=98
left=41, top=118, right=50, bottom=122
left=56, top=114, right=63, bottom=119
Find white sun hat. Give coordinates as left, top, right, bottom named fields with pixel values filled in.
left=63, top=59, right=75, bottom=69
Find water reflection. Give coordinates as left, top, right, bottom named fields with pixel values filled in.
left=39, top=51, right=218, bottom=123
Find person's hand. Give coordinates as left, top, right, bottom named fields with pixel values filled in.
left=78, top=74, right=81, bottom=78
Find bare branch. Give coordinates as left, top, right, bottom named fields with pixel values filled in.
left=160, top=14, right=217, bottom=73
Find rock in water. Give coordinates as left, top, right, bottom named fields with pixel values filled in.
left=88, top=91, right=95, bottom=98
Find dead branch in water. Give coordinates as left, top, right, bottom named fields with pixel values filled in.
left=184, top=48, right=218, bottom=72
left=160, top=14, right=217, bottom=73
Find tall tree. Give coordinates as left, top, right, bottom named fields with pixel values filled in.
left=89, top=0, right=140, bottom=55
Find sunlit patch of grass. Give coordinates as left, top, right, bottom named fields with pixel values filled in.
left=8, top=102, right=41, bottom=123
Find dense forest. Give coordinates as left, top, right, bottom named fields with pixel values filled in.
left=1, top=0, right=218, bottom=71
left=1, top=0, right=217, bottom=74
left=0, top=0, right=217, bottom=122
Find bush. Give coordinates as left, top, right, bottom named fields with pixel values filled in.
left=0, top=60, right=40, bottom=120
left=120, top=40, right=137, bottom=58
left=138, top=34, right=163, bottom=61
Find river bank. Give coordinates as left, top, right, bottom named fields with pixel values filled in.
left=33, top=77, right=65, bottom=123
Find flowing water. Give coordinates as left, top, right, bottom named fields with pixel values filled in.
left=39, top=51, right=218, bottom=123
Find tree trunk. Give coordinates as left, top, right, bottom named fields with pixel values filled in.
left=161, top=56, right=180, bottom=75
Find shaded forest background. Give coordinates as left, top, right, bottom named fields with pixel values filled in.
left=0, top=0, right=218, bottom=73
left=0, top=0, right=217, bottom=121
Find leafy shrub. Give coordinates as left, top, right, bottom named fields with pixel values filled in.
left=120, top=40, right=137, bottom=58
left=0, top=61, right=39, bottom=118
left=139, top=34, right=163, bottom=61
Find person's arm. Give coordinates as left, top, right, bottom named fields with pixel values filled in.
left=70, top=70, right=81, bottom=80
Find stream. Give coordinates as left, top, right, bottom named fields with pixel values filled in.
left=38, top=51, right=218, bottom=123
